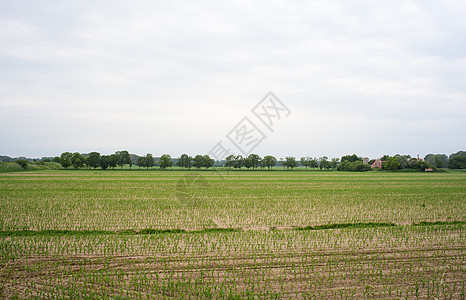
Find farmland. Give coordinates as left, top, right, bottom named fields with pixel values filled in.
left=0, top=170, right=465, bottom=298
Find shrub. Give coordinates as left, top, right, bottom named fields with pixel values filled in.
left=447, top=156, right=466, bottom=169
left=15, top=159, right=28, bottom=169
left=337, top=160, right=371, bottom=172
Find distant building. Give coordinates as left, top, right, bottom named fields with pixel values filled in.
left=371, top=159, right=383, bottom=169
left=363, top=157, right=369, bottom=164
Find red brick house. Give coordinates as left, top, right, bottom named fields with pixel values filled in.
left=371, top=159, right=383, bottom=169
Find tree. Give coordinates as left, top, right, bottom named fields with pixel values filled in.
left=233, top=155, right=244, bottom=169
left=350, top=161, right=371, bottom=171
left=243, top=157, right=253, bottom=169
left=309, top=158, right=318, bottom=169
left=247, top=154, right=261, bottom=169
left=262, top=155, right=277, bottom=170
left=60, top=152, right=72, bottom=169
left=71, top=152, right=84, bottom=169
left=412, top=160, right=435, bottom=171
left=337, top=160, right=351, bottom=171
left=100, top=155, right=109, bottom=170
left=383, top=157, right=400, bottom=170
left=159, top=154, right=172, bottom=169
left=224, top=155, right=235, bottom=169
left=144, top=154, right=154, bottom=169
left=449, top=151, right=466, bottom=160
left=341, top=154, right=361, bottom=163
left=52, top=156, right=60, bottom=163
left=137, top=154, right=154, bottom=169
left=301, top=157, right=310, bottom=168
left=447, top=156, right=466, bottom=169
left=424, top=154, right=448, bottom=168
left=177, top=154, right=192, bottom=170
left=15, top=159, right=28, bottom=169
left=394, top=154, right=411, bottom=169
left=381, top=155, right=390, bottom=161
left=202, top=155, right=214, bottom=169
left=137, top=156, right=146, bottom=169
left=337, top=160, right=371, bottom=172
left=82, top=156, right=90, bottom=169
left=108, top=154, right=118, bottom=170
left=193, top=155, right=204, bottom=170
left=116, top=150, right=131, bottom=169
left=72, top=158, right=83, bottom=169
left=319, top=156, right=330, bottom=170
left=301, top=157, right=317, bottom=169
left=88, top=152, right=101, bottom=169
left=282, top=157, right=298, bottom=169
left=330, top=158, right=340, bottom=169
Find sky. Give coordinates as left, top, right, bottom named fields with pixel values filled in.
left=1, top=0, right=465, bottom=159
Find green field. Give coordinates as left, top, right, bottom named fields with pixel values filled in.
left=1, top=170, right=465, bottom=298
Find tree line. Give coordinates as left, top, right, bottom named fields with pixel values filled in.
left=43, top=151, right=466, bottom=171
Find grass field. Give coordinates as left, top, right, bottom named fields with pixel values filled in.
left=0, top=170, right=465, bottom=298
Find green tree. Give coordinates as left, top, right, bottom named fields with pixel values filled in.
left=319, top=156, right=330, bottom=170
left=72, top=158, right=83, bottom=169
left=309, top=158, right=318, bottom=169
left=337, top=160, right=371, bottom=172
left=243, top=157, right=253, bottom=169
left=60, top=152, right=72, bottom=169
left=100, top=155, right=109, bottom=170
left=177, top=154, right=192, bottom=170
left=144, top=154, right=154, bottom=169
left=233, top=155, right=244, bottom=169
left=224, top=155, right=235, bottom=169
left=394, top=154, right=411, bottom=169
left=424, top=154, right=448, bottom=168
left=350, top=161, right=371, bottom=171
left=193, top=155, right=204, bottom=170
left=15, top=159, right=28, bottom=169
left=247, top=154, right=261, bottom=169
left=108, top=154, right=118, bottom=170
left=202, top=155, right=214, bottom=169
left=301, top=157, right=317, bottom=169
left=383, top=157, right=400, bottom=170
left=447, top=156, right=466, bottom=169
left=341, top=154, right=361, bottom=163
left=337, top=160, right=351, bottom=171
left=262, top=155, right=277, bottom=170
left=283, top=157, right=298, bottom=169
left=449, top=151, right=466, bottom=161
left=88, top=152, right=101, bottom=169
left=381, top=155, right=390, bottom=161
left=137, top=156, right=146, bottom=169
left=300, top=157, right=310, bottom=168
left=159, top=154, right=172, bottom=169
left=82, top=156, right=90, bottom=169
left=330, top=158, right=340, bottom=169
left=116, top=150, right=131, bottom=169
left=71, top=152, right=84, bottom=169
left=434, top=156, right=443, bottom=168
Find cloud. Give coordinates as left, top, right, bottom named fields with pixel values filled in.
left=1, top=0, right=465, bottom=158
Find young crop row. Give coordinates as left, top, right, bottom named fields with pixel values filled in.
left=1, top=225, right=464, bottom=299
left=0, top=171, right=464, bottom=231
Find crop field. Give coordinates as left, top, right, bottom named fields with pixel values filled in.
left=0, top=170, right=465, bottom=299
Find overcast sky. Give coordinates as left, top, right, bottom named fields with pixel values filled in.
left=1, top=0, right=465, bottom=159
